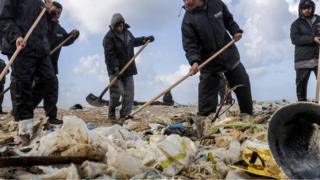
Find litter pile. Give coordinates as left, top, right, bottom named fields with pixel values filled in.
left=0, top=101, right=289, bottom=179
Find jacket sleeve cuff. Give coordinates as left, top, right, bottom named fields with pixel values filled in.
left=8, top=30, right=22, bottom=44
left=231, top=29, right=243, bottom=36
left=237, top=29, right=243, bottom=34
left=188, top=54, right=200, bottom=66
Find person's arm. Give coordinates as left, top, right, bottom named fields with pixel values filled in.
left=58, top=24, right=80, bottom=46
left=62, top=26, right=79, bottom=46
left=290, top=22, right=315, bottom=46
left=103, top=35, right=120, bottom=74
left=182, top=19, right=201, bottom=66
left=0, top=0, right=23, bottom=45
left=133, top=35, right=146, bottom=47
left=134, top=36, right=155, bottom=47
left=182, top=18, right=202, bottom=75
left=222, top=1, right=243, bottom=36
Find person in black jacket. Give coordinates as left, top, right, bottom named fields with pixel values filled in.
left=182, top=0, right=253, bottom=117
left=103, top=13, right=154, bottom=123
left=32, top=1, right=79, bottom=125
left=0, top=0, right=56, bottom=141
left=290, top=0, right=320, bottom=101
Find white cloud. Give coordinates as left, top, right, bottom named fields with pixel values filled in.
left=59, top=0, right=180, bottom=35
left=156, top=64, right=190, bottom=85
left=286, top=0, right=300, bottom=15
left=235, top=0, right=295, bottom=69
left=154, top=64, right=198, bottom=104
left=247, top=67, right=268, bottom=77
left=73, top=54, right=107, bottom=82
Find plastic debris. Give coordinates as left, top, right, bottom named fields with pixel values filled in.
left=230, top=140, right=286, bottom=179
left=225, top=170, right=252, bottom=180
left=210, top=140, right=241, bottom=164
left=86, top=123, right=97, bottom=130
left=163, top=123, right=196, bottom=137
left=131, top=170, right=163, bottom=179
left=0, top=102, right=288, bottom=179
left=155, top=135, right=198, bottom=176
left=17, top=164, right=79, bottom=179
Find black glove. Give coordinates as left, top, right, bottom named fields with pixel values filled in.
left=113, top=67, right=120, bottom=77
left=145, top=35, right=155, bottom=43
left=70, top=29, right=80, bottom=38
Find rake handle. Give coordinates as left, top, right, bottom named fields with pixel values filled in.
left=98, top=40, right=151, bottom=99
left=0, top=8, right=47, bottom=82
left=130, top=39, right=236, bottom=116
left=50, top=33, right=75, bottom=55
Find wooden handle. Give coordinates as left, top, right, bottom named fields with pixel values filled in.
left=98, top=40, right=151, bottom=99
left=0, top=86, right=10, bottom=97
left=316, top=47, right=320, bottom=103
left=130, top=39, right=236, bottom=116
left=50, top=34, right=74, bottom=55
left=131, top=74, right=190, bottom=116
left=0, top=8, right=47, bottom=82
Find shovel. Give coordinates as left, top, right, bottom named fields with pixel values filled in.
left=0, top=33, right=77, bottom=97
left=268, top=102, right=320, bottom=179
left=86, top=40, right=151, bottom=107
left=0, top=7, right=48, bottom=82
left=130, top=39, right=236, bottom=117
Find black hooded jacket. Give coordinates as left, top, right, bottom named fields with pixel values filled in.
left=103, top=14, right=146, bottom=77
left=48, top=21, right=78, bottom=74
left=290, top=0, right=320, bottom=66
left=182, top=0, right=243, bottom=73
left=0, top=0, right=51, bottom=58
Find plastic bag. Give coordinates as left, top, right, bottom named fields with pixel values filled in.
left=155, top=135, right=197, bottom=176
left=230, top=140, right=286, bottom=179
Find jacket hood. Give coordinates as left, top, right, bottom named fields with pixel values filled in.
left=299, top=0, right=315, bottom=17
left=110, top=13, right=125, bottom=30
left=183, top=0, right=207, bottom=13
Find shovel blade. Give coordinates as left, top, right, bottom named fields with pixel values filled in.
left=268, top=102, right=320, bottom=179
left=86, top=93, right=108, bottom=107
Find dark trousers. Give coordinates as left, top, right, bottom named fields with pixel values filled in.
left=10, top=55, right=56, bottom=121
left=296, top=67, right=317, bottom=101
left=32, top=75, right=59, bottom=118
left=109, top=75, right=134, bottom=117
left=0, top=83, right=4, bottom=112
left=198, top=63, right=253, bottom=116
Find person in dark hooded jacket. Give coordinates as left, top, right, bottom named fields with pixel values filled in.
left=0, top=0, right=56, bottom=142
left=103, top=13, right=154, bottom=123
left=32, top=1, right=79, bottom=125
left=181, top=0, right=253, bottom=117
left=290, top=0, right=320, bottom=101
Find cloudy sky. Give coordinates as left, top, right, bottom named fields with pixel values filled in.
left=1, top=0, right=319, bottom=107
